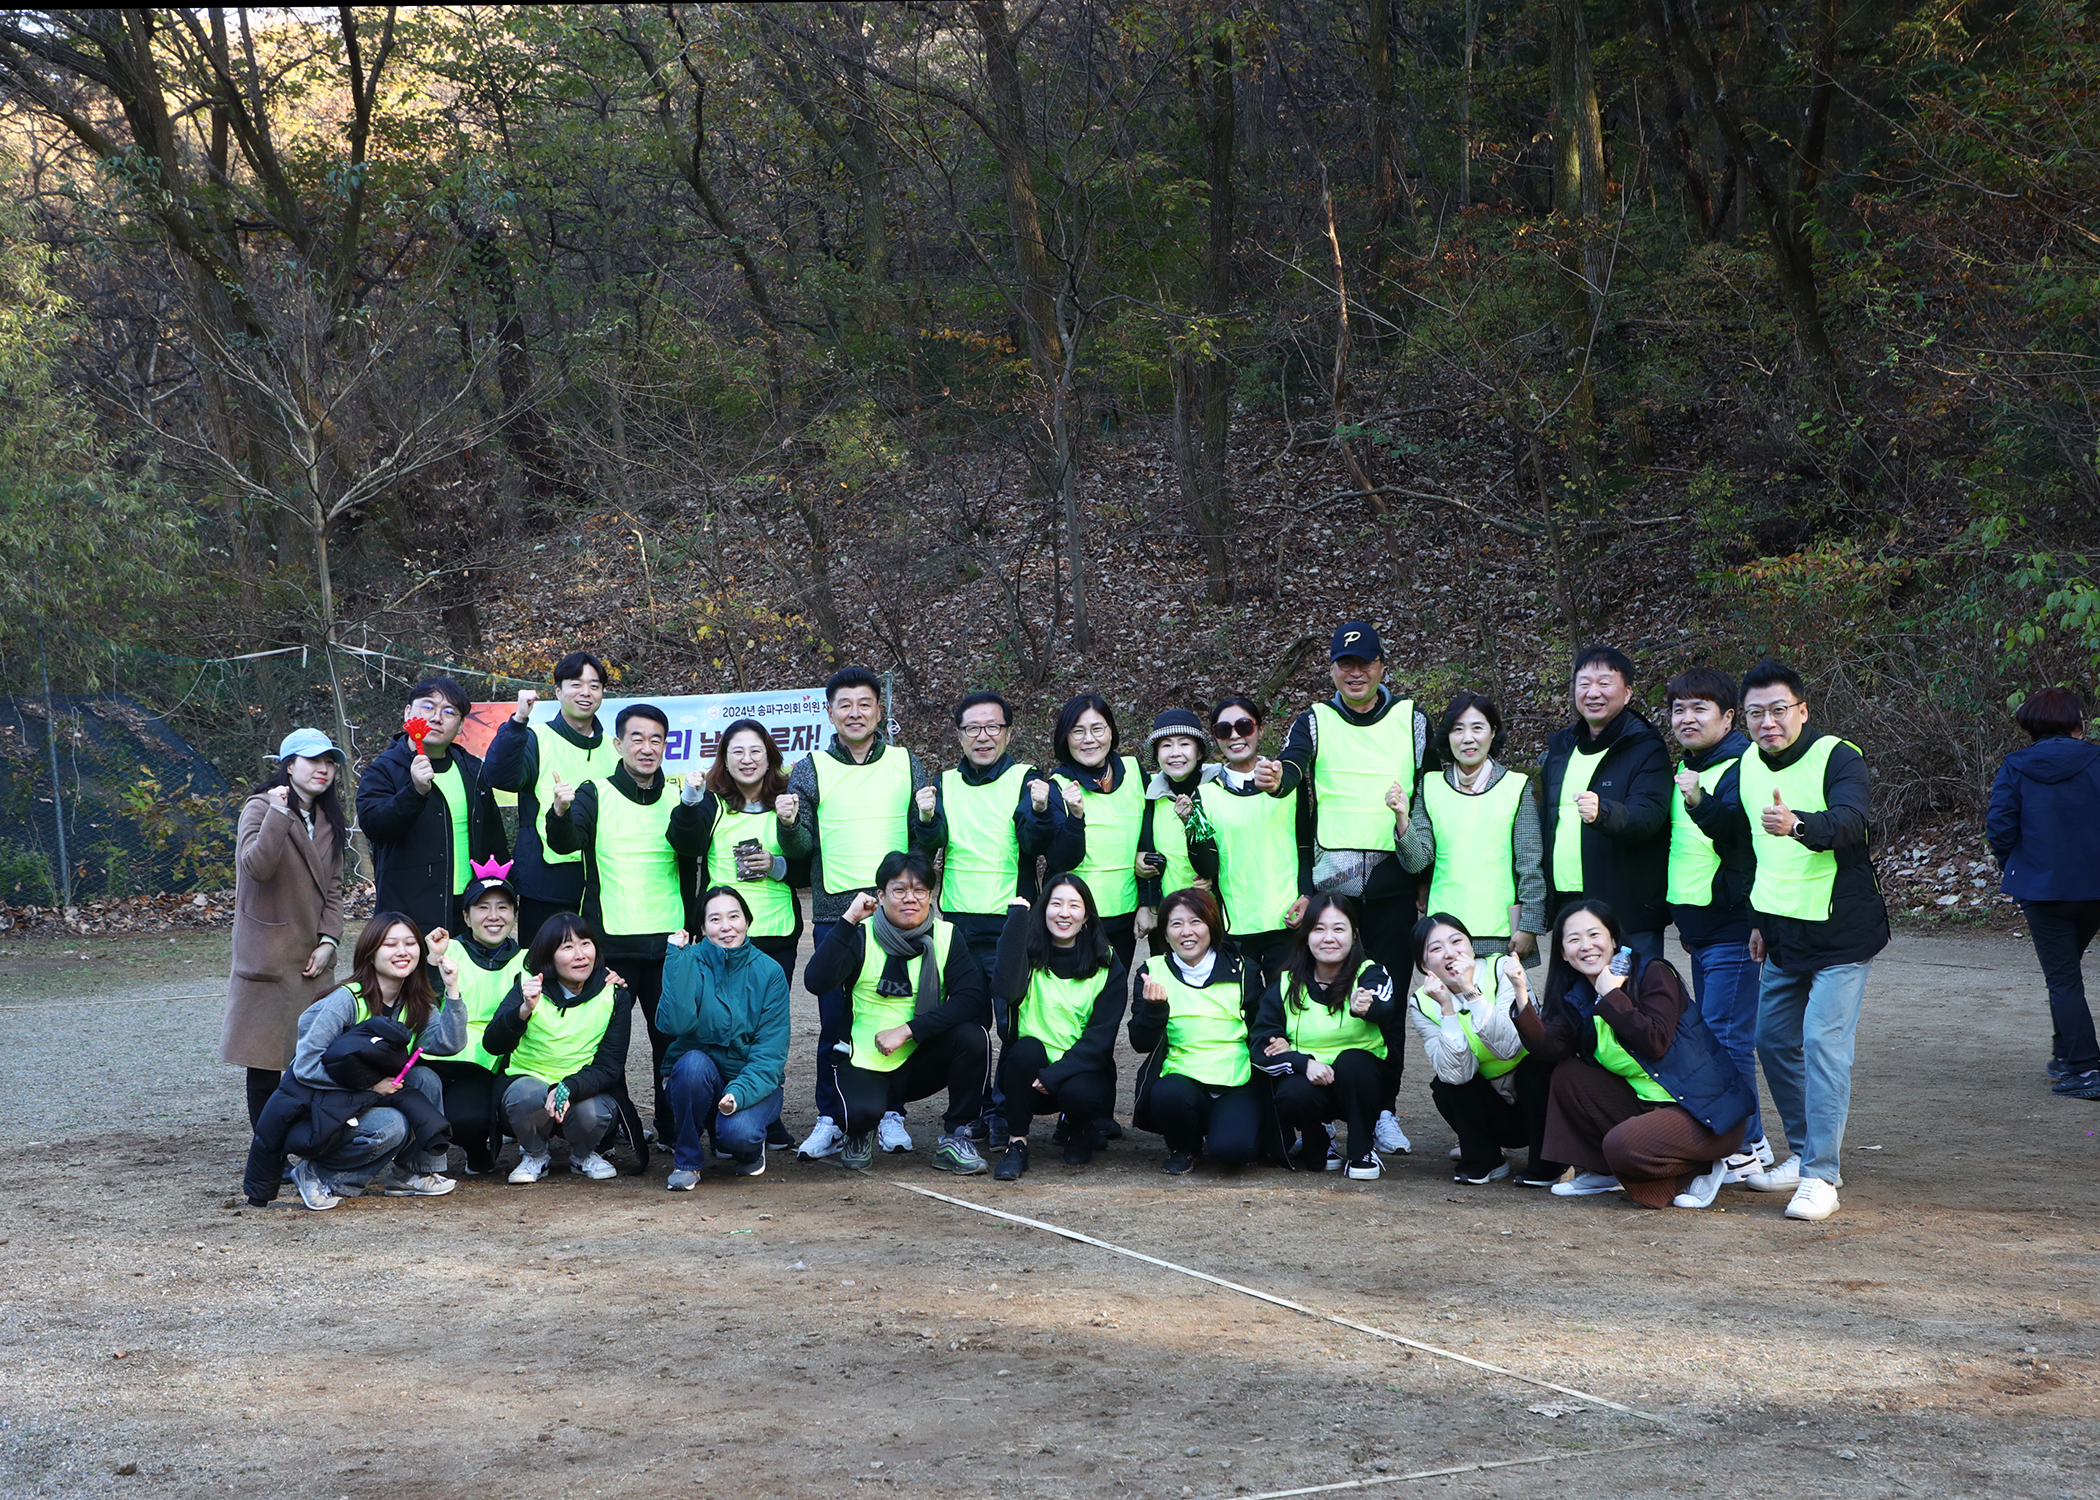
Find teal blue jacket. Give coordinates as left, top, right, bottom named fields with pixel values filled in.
left=656, top=939, right=790, bottom=1105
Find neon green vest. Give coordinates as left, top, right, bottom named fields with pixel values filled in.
left=1552, top=746, right=1607, bottom=891
left=531, top=719, right=612, bottom=867
left=1591, top=1015, right=1674, bottom=1103
left=508, top=982, right=616, bottom=1082
left=1423, top=770, right=1527, bottom=939
left=590, top=778, right=684, bottom=937
left=431, top=759, right=472, bottom=896
left=940, top=763, right=1029, bottom=915
left=812, top=746, right=913, bottom=896
left=1143, top=954, right=1251, bottom=1088
left=1197, top=782, right=1300, bottom=932
left=1736, top=735, right=1849, bottom=922
left=1285, top=959, right=1389, bottom=1063
left=1057, top=757, right=1144, bottom=917
left=1311, top=700, right=1415, bottom=852
left=705, top=802, right=796, bottom=938
left=456, top=947, right=527, bottom=1071
left=1413, top=956, right=1523, bottom=1079
left=1017, top=966, right=1100, bottom=1064
left=848, top=920, right=956, bottom=1073
left=1148, top=787, right=1200, bottom=897
left=1666, top=754, right=1740, bottom=907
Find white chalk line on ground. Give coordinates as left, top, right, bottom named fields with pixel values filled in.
left=887, top=1180, right=1674, bottom=1427
left=1235, top=1440, right=1675, bottom=1499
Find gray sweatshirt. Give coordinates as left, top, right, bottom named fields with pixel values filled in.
left=1406, top=956, right=1526, bottom=1086
left=290, top=981, right=467, bottom=1090
left=1396, top=761, right=1548, bottom=938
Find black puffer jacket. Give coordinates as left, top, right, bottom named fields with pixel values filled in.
left=355, top=733, right=508, bottom=935
left=1538, top=708, right=1672, bottom=934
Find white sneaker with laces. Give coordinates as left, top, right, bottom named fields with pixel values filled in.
left=570, top=1151, right=618, bottom=1180
left=878, top=1110, right=915, bottom=1153
left=1550, top=1171, right=1623, bottom=1197
left=797, top=1116, right=846, bottom=1160
left=1720, top=1137, right=1777, bottom=1183
left=1374, top=1111, right=1411, bottom=1154
left=1673, top=1160, right=1727, bottom=1209
left=1344, top=1151, right=1383, bottom=1181
left=1784, top=1177, right=1840, bottom=1221
left=1745, top=1153, right=1802, bottom=1193
left=382, top=1170, right=457, bottom=1197
left=507, top=1152, right=550, bottom=1185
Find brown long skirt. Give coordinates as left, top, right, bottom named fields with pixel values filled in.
left=1541, top=1059, right=1747, bottom=1208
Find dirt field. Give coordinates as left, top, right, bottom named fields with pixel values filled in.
left=1, top=925, right=2095, bottom=1500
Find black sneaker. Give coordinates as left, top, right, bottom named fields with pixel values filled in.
left=1453, top=1160, right=1511, bottom=1185
left=2047, top=1056, right=2073, bottom=1083
left=1051, top=1115, right=1073, bottom=1145
left=2053, top=1068, right=2100, bottom=1100
left=1162, top=1150, right=1196, bottom=1175
left=1097, top=1116, right=1123, bottom=1141
left=993, top=1139, right=1029, bottom=1181
left=1063, top=1134, right=1096, bottom=1167
left=957, top=1118, right=990, bottom=1144
left=765, top=1118, right=793, bottom=1150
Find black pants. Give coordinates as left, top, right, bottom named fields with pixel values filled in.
left=1273, top=1047, right=1386, bottom=1159
left=750, top=934, right=800, bottom=989
left=246, top=1068, right=281, bottom=1130
left=1237, top=929, right=1296, bottom=989
left=1357, top=890, right=1416, bottom=990
left=429, top=1059, right=503, bottom=1173
left=998, top=1036, right=1113, bottom=1139
left=1430, top=1053, right=1560, bottom=1177
left=837, top=1023, right=990, bottom=1138
left=2024, top=899, right=2100, bottom=1071
left=1148, top=1073, right=1263, bottom=1165
left=519, top=895, right=580, bottom=950
left=617, top=955, right=669, bottom=1132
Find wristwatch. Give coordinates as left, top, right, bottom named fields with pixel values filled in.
left=1790, top=818, right=1807, bottom=841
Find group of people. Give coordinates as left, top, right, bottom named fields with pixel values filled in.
left=220, top=620, right=2100, bottom=1224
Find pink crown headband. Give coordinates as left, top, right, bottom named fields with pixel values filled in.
left=470, top=857, right=515, bottom=882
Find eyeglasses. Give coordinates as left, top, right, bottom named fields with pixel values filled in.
left=410, top=701, right=463, bottom=723
left=1741, top=701, right=1804, bottom=724
left=1212, top=717, right=1257, bottom=738
left=958, top=723, right=1008, bottom=739
left=1068, top=725, right=1112, bottom=741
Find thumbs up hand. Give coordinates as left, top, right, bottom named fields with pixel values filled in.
left=1759, top=787, right=1797, bottom=838
left=549, top=774, right=575, bottom=816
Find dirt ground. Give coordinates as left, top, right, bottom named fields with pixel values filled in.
left=1, top=925, right=2095, bottom=1500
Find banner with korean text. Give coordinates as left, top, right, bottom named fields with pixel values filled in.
left=455, top=688, right=831, bottom=789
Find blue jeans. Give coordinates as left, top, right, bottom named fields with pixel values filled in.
left=665, top=1049, right=783, bottom=1172
left=311, top=1108, right=411, bottom=1190
left=1755, top=959, right=1870, bottom=1185
left=1687, top=938, right=1765, bottom=1146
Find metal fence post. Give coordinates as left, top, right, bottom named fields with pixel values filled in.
left=39, top=653, right=72, bottom=907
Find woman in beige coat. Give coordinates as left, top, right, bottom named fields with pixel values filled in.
left=222, top=728, right=350, bottom=1126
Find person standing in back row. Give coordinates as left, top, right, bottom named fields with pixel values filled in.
left=1538, top=646, right=1671, bottom=960
left=1188, top=696, right=1306, bottom=987
left=788, top=667, right=945, bottom=1162
left=483, top=652, right=617, bottom=940
left=357, top=676, right=509, bottom=939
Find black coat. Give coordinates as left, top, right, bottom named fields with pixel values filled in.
left=241, top=1072, right=451, bottom=1206
left=356, top=734, right=508, bottom=935
left=1538, top=708, right=1672, bottom=934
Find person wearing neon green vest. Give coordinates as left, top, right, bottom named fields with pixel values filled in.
left=657, top=888, right=792, bottom=1188
left=988, top=876, right=1128, bottom=1180
left=483, top=651, right=616, bottom=941
left=1186, top=696, right=1307, bottom=988
left=1516, top=899, right=1755, bottom=1208
left=357, top=676, right=509, bottom=939
left=1137, top=708, right=1220, bottom=932
left=483, top=913, right=635, bottom=1184
left=1129, top=886, right=1268, bottom=1174
left=802, top=850, right=991, bottom=1175
left=1537, top=645, right=1672, bottom=961
left=421, top=861, right=529, bottom=1176
left=1274, top=622, right=1431, bottom=993
left=787, top=667, right=944, bottom=1162
left=1252, top=894, right=1400, bottom=1180
left=544, top=703, right=699, bottom=1138
left=1045, top=693, right=1148, bottom=973
left=1408, top=914, right=1560, bottom=1187
left=1664, top=666, right=1770, bottom=1181
left=1720, top=660, right=1889, bottom=1222
left=1397, top=692, right=1546, bottom=966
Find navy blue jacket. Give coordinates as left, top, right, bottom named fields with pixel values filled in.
left=356, top=734, right=508, bottom=936
left=1988, top=736, right=2100, bottom=902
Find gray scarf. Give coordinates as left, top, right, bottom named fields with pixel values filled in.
left=868, top=906, right=943, bottom=1015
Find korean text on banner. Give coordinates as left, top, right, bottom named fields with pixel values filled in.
left=456, top=688, right=831, bottom=786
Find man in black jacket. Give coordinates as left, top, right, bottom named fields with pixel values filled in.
left=1537, top=645, right=1672, bottom=960
left=356, top=676, right=508, bottom=936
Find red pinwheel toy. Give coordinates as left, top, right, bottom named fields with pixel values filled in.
left=403, top=715, right=432, bottom=753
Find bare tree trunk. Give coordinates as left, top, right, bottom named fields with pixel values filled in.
left=1049, top=295, right=1092, bottom=652
left=1549, top=0, right=1606, bottom=495
left=967, top=0, right=1062, bottom=380
left=1172, top=34, right=1236, bottom=605
left=1321, top=169, right=1384, bottom=512
left=1458, top=0, right=1482, bottom=207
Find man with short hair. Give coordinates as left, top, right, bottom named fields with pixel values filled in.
left=1537, top=645, right=1671, bottom=960
left=544, top=702, right=699, bottom=1137
left=1666, top=666, right=1771, bottom=1181
left=483, top=651, right=617, bottom=942
left=356, top=676, right=508, bottom=937
left=1724, top=659, right=1889, bottom=1222
left=932, top=691, right=1063, bottom=979
left=786, top=666, right=944, bottom=1160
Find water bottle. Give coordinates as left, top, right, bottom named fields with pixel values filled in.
left=1607, top=946, right=1635, bottom=977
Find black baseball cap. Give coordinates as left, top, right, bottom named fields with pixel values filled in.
left=1329, top=622, right=1384, bottom=662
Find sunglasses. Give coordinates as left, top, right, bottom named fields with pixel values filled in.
left=1212, top=717, right=1258, bottom=738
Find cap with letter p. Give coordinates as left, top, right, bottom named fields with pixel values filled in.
left=1329, top=621, right=1384, bottom=663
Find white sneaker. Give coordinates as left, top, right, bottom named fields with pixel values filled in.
left=381, top=1170, right=457, bottom=1197
left=1449, top=1144, right=1463, bottom=1162
left=1720, top=1137, right=1776, bottom=1183
left=1324, top=1140, right=1344, bottom=1172
left=1745, top=1153, right=1802, bottom=1193
left=508, top=1152, right=550, bottom=1185
left=1344, top=1151, right=1383, bottom=1181
left=878, top=1110, right=915, bottom=1154
left=570, top=1152, right=618, bottom=1180
left=1550, top=1171, right=1623, bottom=1197
left=1784, top=1177, right=1840, bottom=1221
left=1374, top=1111, right=1411, bottom=1154
left=1673, top=1160, right=1727, bottom=1209
left=797, top=1116, right=846, bottom=1160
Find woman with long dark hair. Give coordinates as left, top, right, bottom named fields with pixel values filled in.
left=670, top=717, right=810, bottom=985
left=221, top=729, right=352, bottom=1130
left=988, top=873, right=1128, bottom=1180
left=1252, top=894, right=1398, bottom=1180
left=1516, top=898, right=1755, bottom=1208
left=1129, top=886, right=1266, bottom=1174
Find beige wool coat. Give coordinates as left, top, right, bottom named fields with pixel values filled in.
left=218, top=793, right=346, bottom=1071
